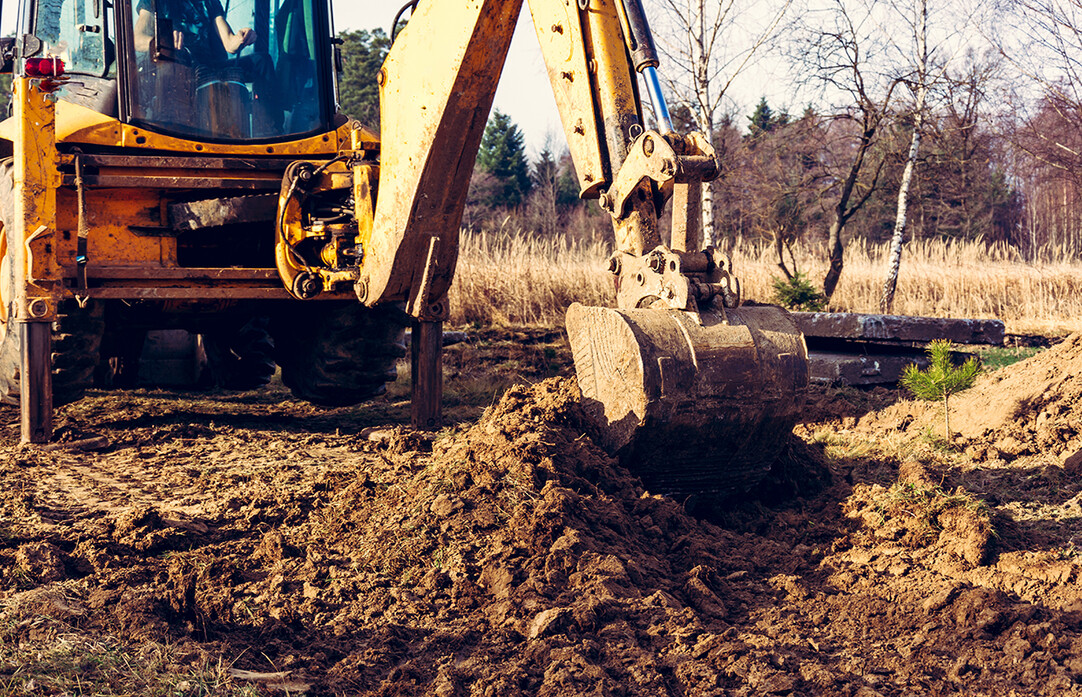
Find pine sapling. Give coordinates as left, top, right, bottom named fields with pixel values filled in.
left=900, top=339, right=982, bottom=440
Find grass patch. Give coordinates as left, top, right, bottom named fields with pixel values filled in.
left=919, top=427, right=964, bottom=454
left=852, top=479, right=995, bottom=563
left=0, top=617, right=261, bottom=696
left=972, top=345, right=1044, bottom=371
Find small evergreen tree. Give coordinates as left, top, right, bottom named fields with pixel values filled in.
left=900, top=339, right=982, bottom=440
left=476, top=110, right=533, bottom=208
left=771, top=272, right=826, bottom=311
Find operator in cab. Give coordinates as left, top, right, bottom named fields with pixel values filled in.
left=130, top=0, right=278, bottom=139
left=133, top=0, right=257, bottom=60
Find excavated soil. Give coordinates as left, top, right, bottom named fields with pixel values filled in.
left=0, top=330, right=1081, bottom=695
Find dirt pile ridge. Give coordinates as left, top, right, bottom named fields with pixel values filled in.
left=0, top=361, right=1080, bottom=695
left=162, top=378, right=830, bottom=695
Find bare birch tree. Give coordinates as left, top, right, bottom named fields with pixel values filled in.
left=880, top=0, right=930, bottom=313
left=651, top=0, right=792, bottom=247
left=880, top=0, right=981, bottom=312
left=791, top=0, right=903, bottom=301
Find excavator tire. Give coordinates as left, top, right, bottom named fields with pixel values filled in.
left=272, top=301, right=407, bottom=407
left=0, top=159, right=105, bottom=407
left=202, top=317, right=277, bottom=391
left=566, top=301, right=808, bottom=498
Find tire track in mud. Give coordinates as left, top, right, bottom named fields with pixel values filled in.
left=30, top=439, right=369, bottom=534
left=34, top=453, right=213, bottom=527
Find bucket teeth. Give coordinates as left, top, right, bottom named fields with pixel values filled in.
left=566, top=302, right=808, bottom=497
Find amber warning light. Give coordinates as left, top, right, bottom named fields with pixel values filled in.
left=24, top=57, right=65, bottom=77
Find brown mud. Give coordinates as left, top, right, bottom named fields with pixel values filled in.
left=0, top=330, right=1081, bottom=695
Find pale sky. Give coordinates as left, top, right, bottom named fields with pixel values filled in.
left=0, top=0, right=804, bottom=156
left=334, top=2, right=563, bottom=157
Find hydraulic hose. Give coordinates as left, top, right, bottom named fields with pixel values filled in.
left=391, top=1, right=419, bottom=43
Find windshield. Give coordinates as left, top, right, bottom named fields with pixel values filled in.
left=127, top=0, right=329, bottom=141
left=35, top=0, right=109, bottom=75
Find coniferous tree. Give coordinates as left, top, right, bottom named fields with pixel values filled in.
left=747, top=97, right=789, bottom=143
left=337, top=29, right=391, bottom=128
left=475, top=110, right=533, bottom=208
left=900, top=340, right=981, bottom=440
left=748, top=97, right=776, bottom=138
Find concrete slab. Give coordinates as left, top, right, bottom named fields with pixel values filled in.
left=808, top=348, right=976, bottom=386
left=808, top=351, right=924, bottom=385
left=793, top=312, right=1004, bottom=346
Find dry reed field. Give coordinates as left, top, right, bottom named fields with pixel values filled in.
left=449, top=230, right=1082, bottom=336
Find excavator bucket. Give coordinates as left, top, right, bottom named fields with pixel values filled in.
left=567, top=302, right=808, bottom=497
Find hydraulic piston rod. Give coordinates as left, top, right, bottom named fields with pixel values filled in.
left=642, top=66, right=672, bottom=134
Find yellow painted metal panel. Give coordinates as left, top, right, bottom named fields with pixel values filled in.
left=12, top=77, right=62, bottom=323
left=55, top=188, right=166, bottom=268
left=528, top=0, right=605, bottom=196
left=359, top=0, right=523, bottom=312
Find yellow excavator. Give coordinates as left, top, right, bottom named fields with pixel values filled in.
left=0, top=0, right=807, bottom=496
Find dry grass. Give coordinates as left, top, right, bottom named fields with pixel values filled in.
left=738, top=237, right=1082, bottom=336
left=0, top=615, right=261, bottom=696
left=450, top=230, right=613, bottom=327
left=450, top=230, right=1082, bottom=335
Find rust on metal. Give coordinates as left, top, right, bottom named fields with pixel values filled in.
left=78, top=288, right=293, bottom=300
left=84, top=267, right=279, bottom=280
left=20, top=323, right=52, bottom=444
left=62, top=175, right=281, bottom=190
left=60, top=154, right=303, bottom=171
left=411, top=318, right=444, bottom=431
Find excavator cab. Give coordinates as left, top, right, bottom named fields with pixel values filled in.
left=123, top=0, right=333, bottom=140
left=22, top=0, right=336, bottom=141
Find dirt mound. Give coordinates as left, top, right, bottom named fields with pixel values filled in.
left=154, top=379, right=834, bottom=695
left=859, top=333, right=1082, bottom=460
left=0, top=364, right=1081, bottom=695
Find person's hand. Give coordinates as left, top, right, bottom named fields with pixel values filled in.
left=236, top=27, right=257, bottom=48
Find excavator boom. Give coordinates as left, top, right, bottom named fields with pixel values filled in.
left=350, top=0, right=809, bottom=494
left=356, top=0, right=654, bottom=311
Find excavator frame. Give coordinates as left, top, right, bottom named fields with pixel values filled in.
left=0, top=0, right=808, bottom=495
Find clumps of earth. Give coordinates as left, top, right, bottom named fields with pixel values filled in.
left=0, top=334, right=1081, bottom=695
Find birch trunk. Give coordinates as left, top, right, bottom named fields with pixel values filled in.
left=697, top=51, right=716, bottom=248
left=880, top=0, right=928, bottom=314
left=701, top=123, right=716, bottom=247
left=879, top=90, right=925, bottom=313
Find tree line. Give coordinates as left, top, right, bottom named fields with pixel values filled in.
left=336, top=0, right=1082, bottom=310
